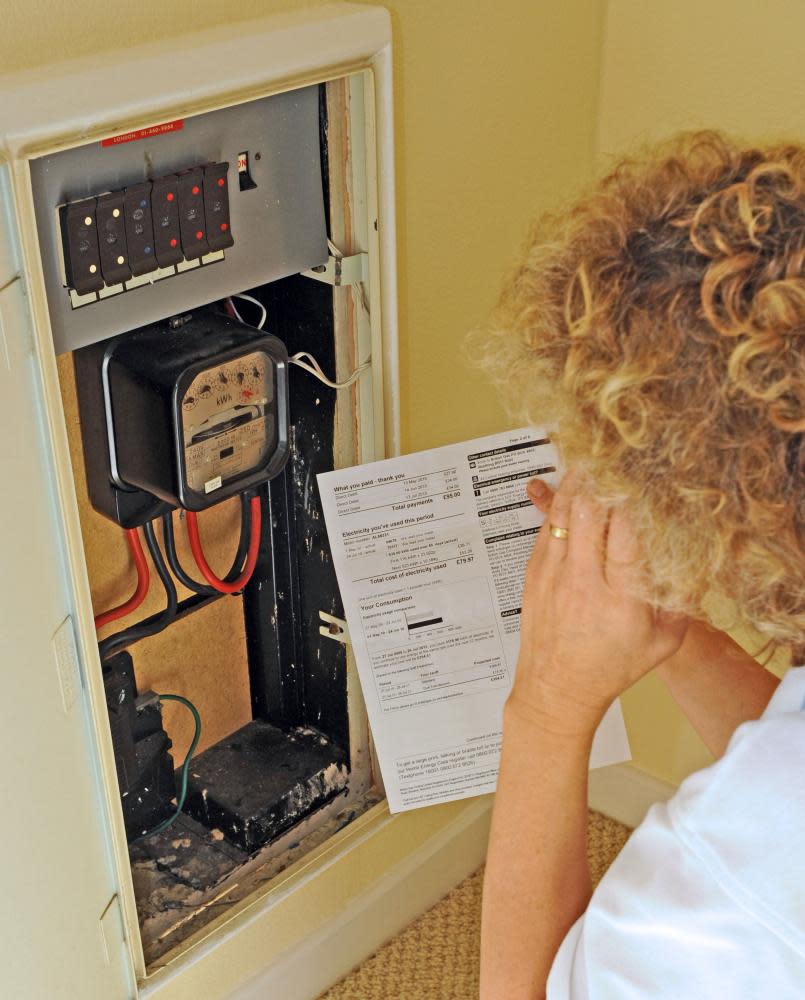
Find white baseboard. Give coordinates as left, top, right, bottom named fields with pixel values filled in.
left=230, top=797, right=494, bottom=1000
left=588, top=762, right=677, bottom=829
left=230, top=765, right=673, bottom=1000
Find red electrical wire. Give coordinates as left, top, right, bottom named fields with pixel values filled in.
left=185, top=496, right=262, bottom=594
left=94, top=528, right=150, bottom=630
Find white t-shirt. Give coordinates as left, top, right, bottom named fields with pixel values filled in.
left=547, top=666, right=805, bottom=999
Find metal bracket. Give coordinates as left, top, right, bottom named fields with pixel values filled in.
left=303, top=252, right=368, bottom=287
left=319, top=610, right=350, bottom=645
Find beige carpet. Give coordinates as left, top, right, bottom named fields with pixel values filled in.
left=318, top=810, right=631, bottom=1000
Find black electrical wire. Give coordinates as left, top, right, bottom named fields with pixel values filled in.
left=162, top=511, right=215, bottom=596
left=228, top=492, right=255, bottom=581
left=161, top=492, right=254, bottom=596
left=99, top=519, right=178, bottom=662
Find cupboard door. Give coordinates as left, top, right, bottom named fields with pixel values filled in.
left=0, top=172, right=134, bottom=999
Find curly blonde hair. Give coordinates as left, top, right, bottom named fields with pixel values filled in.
left=476, top=132, right=804, bottom=657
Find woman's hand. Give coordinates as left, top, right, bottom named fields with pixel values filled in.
left=483, top=473, right=686, bottom=999
left=510, top=475, right=690, bottom=735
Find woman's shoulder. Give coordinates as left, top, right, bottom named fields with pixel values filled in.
left=670, top=663, right=805, bottom=828
left=665, top=665, right=805, bottom=952
left=547, top=669, right=805, bottom=998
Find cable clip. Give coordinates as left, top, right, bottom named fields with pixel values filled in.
left=319, top=610, right=350, bottom=645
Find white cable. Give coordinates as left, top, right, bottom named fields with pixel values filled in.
left=290, top=350, right=370, bottom=390
left=230, top=253, right=367, bottom=388
left=229, top=294, right=267, bottom=330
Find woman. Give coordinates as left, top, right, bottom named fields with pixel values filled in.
left=478, top=132, right=804, bottom=998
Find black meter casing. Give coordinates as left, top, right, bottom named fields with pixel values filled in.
left=104, top=308, right=289, bottom=512
left=75, top=307, right=289, bottom=524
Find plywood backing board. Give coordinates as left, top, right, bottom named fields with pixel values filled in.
left=57, top=353, right=252, bottom=757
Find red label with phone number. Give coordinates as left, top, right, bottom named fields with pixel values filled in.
left=101, top=119, right=184, bottom=148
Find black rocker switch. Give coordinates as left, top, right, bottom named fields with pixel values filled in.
left=60, top=198, right=104, bottom=295
left=123, top=182, right=158, bottom=276
left=177, top=167, right=209, bottom=260
left=151, top=174, right=184, bottom=268
left=203, top=162, right=234, bottom=251
left=95, top=192, right=132, bottom=286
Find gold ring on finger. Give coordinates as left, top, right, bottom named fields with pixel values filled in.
left=548, top=523, right=569, bottom=540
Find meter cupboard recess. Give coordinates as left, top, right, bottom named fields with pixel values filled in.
left=20, top=64, right=384, bottom=984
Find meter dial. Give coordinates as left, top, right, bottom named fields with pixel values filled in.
left=180, top=350, right=276, bottom=497
left=249, top=359, right=266, bottom=388
left=235, top=359, right=266, bottom=399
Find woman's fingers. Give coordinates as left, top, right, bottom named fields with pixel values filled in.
left=521, top=478, right=561, bottom=609
left=566, top=493, right=608, bottom=585
left=541, top=478, right=573, bottom=568
left=526, top=478, right=554, bottom=513
left=605, top=507, right=644, bottom=594
left=526, top=474, right=607, bottom=578
left=524, top=473, right=611, bottom=589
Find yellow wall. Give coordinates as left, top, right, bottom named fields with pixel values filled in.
left=598, top=0, right=805, bottom=155
left=597, top=0, right=805, bottom=786
left=385, top=1, right=606, bottom=449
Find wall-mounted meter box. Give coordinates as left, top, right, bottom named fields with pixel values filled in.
left=0, top=7, right=487, bottom=1000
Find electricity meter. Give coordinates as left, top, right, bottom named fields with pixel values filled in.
left=95, top=307, right=289, bottom=513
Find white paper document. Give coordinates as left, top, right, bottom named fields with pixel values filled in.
left=317, top=428, right=631, bottom=812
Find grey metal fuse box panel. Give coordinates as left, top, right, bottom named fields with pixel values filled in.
left=30, top=85, right=328, bottom=354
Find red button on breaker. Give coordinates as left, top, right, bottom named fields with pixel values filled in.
left=203, top=162, right=234, bottom=251
left=151, top=174, right=183, bottom=268
left=177, top=167, right=209, bottom=259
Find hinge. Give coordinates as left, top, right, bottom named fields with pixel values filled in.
left=319, top=610, right=350, bottom=645
left=303, top=252, right=367, bottom=287
left=53, top=615, right=81, bottom=714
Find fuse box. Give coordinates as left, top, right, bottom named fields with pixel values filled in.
left=31, top=86, right=328, bottom=354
